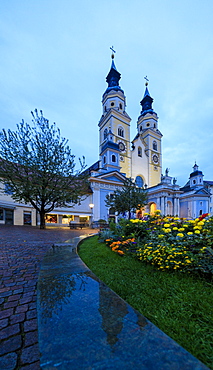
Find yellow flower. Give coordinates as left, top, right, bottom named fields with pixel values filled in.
left=173, top=227, right=178, bottom=230
left=194, top=230, right=200, bottom=234
left=179, top=228, right=185, bottom=232
left=158, top=234, right=164, bottom=238
left=177, top=233, right=184, bottom=238
left=197, top=221, right=204, bottom=226
left=164, top=223, right=170, bottom=227
left=187, top=232, right=193, bottom=235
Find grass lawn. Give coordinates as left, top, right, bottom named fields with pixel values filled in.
left=78, top=235, right=213, bottom=370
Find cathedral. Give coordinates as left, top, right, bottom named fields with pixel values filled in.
left=85, top=52, right=212, bottom=222
left=0, top=53, right=212, bottom=226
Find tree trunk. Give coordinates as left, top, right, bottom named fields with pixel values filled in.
left=39, top=211, right=46, bottom=229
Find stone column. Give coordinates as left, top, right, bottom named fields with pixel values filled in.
left=161, top=197, right=165, bottom=215
left=164, top=196, right=167, bottom=216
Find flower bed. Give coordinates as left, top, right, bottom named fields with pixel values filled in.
left=100, top=212, right=213, bottom=276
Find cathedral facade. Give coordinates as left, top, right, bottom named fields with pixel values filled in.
left=0, top=54, right=212, bottom=226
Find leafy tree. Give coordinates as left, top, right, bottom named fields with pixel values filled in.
left=0, top=109, right=89, bottom=229
left=105, top=177, right=147, bottom=220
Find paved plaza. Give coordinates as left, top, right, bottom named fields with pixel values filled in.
left=0, top=225, right=97, bottom=370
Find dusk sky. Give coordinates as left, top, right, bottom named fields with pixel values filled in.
left=0, top=0, right=212, bottom=186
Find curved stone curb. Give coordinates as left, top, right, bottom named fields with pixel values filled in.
left=37, top=236, right=209, bottom=370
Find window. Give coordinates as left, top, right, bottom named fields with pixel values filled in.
left=118, top=127, right=124, bottom=137
left=112, top=155, right=116, bottom=163
left=5, top=183, right=13, bottom=195
left=23, top=211, right=32, bottom=225
left=193, top=179, right=196, bottom=184
left=46, top=214, right=57, bottom=223
left=103, top=156, right=106, bottom=164
left=104, top=106, right=107, bottom=112
left=135, top=176, right=144, bottom=188
left=0, top=208, right=3, bottom=220
left=140, top=126, right=142, bottom=132
left=104, top=128, right=108, bottom=140
left=119, top=103, right=122, bottom=109
left=138, top=147, right=142, bottom=157
left=153, top=140, right=157, bottom=151
left=111, top=102, right=114, bottom=107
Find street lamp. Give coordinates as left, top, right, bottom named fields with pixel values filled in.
left=89, top=203, right=94, bottom=227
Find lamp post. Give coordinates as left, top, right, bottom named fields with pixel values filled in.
left=89, top=203, right=94, bottom=228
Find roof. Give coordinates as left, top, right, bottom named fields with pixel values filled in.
left=100, top=141, right=120, bottom=154
left=189, top=170, right=203, bottom=178
left=204, top=180, right=213, bottom=186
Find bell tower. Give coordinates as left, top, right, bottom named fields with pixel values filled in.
left=98, top=49, right=131, bottom=177
left=132, top=79, right=162, bottom=187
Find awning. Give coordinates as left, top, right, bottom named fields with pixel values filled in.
left=0, top=203, right=16, bottom=210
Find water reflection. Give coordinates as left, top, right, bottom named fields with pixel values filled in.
left=99, top=281, right=128, bottom=347
left=38, top=273, right=87, bottom=319
left=38, top=243, right=204, bottom=370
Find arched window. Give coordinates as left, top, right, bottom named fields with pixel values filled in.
left=135, top=176, right=144, bottom=188
left=104, top=128, right=108, bottom=140
left=138, top=146, right=142, bottom=157
left=112, top=155, right=116, bottom=163
left=153, top=140, right=157, bottom=151
left=118, top=127, right=124, bottom=137
left=119, top=103, right=122, bottom=109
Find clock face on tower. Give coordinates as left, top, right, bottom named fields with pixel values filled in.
left=118, top=142, right=126, bottom=152
left=152, top=154, right=159, bottom=164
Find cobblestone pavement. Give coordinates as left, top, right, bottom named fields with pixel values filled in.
left=0, top=225, right=97, bottom=370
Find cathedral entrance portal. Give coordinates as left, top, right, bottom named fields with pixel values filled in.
left=149, top=203, right=157, bottom=214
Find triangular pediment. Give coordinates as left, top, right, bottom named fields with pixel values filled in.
left=94, top=170, right=126, bottom=183
left=195, top=188, right=210, bottom=196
